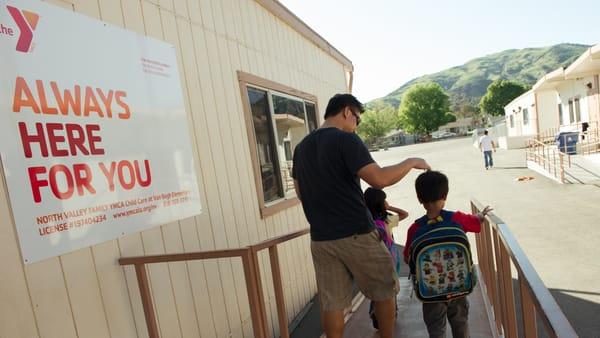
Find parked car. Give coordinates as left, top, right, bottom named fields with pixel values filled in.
left=441, top=131, right=457, bottom=138
left=432, top=131, right=457, bottom=139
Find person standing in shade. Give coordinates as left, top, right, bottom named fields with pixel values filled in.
left=292, top=93, right=430, bottom=338
left=479, top=130, right=496, bottom=170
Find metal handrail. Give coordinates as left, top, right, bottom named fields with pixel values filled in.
left=471, top=198, right=578, bottom=338
left=119, top=228, right=310, bottom=338
left=526, top=138, right=568, bottom=183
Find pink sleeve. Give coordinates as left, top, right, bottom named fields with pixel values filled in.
left=403, top=223, right=418, bottom=263
left=451, top=211, right=481, bottom=233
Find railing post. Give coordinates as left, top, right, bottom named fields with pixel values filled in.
left=492, top=227, right=507, bottom=335
left=241, top=249, right=269, bottom=338
left=560, top=154, right=565, bottom=184
left=269, top=246, right=290, bottom=338
left=519, top=274, right=538, bottom=338
left=482, top=219, right=500, bottom=334
left=498, top=236, right=518, bottom=338
left=134, top=264, right=160, bottom=338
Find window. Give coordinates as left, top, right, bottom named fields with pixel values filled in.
left=574, top=98, right=581, bottom=122
left=568, top=99, right=574, bottom=124
left=522, top=108, right=529, bottom=125
left=239, top=72, right=319, bottom=217
left=558, top=104, right=564, bottom=125
left=510, top=115, right=514, bottom=128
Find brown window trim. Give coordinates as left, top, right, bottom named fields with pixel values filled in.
left=237, top=71, right=318, bottom=218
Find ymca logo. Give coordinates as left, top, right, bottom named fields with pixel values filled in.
left=6, top=6, right=39, bottom=53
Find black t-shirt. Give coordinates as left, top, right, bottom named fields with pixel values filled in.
left=292, top=127, right=375, bottom=241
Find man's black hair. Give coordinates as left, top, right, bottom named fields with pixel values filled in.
left=415, top=170, right=449, bottom=203
left=484, top=130, right=489, bottom=135
left=324, top=94, right=364, bottom=119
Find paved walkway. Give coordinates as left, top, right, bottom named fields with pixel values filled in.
left=369, top=137, right=600, bottom=338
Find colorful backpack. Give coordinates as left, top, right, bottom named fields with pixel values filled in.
left=408, top=210, right=476, bottom=302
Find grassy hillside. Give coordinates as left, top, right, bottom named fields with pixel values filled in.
left=369, top=43, right=589, bottom=111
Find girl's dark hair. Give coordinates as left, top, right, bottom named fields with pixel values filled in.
left=364, top=187, right=387, bottom=220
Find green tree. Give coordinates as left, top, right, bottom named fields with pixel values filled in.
left=398, top=83, right=453, bottom=135
left=455, top=103, right=480, bottom=119
left=356, top=104, right=397, bottom=145
left=479, top=80, right=528, bottom=116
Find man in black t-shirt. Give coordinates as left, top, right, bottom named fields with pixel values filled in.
left=292, top=94, right=430, bottom=338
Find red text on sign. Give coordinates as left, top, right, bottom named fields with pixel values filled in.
left=18, top=122, right=104, bottom=158
left=99, top=160, right=152, bottom=191
left=28, top=163, right=96, bottom=203
left=12, top=77, right=131, bottom=119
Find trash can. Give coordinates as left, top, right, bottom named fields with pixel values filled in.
left=555, top=132, right=578, bottom=155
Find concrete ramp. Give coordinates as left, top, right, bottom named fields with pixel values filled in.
left=565, top=154, right=600, bottom=185
left=342, top=278, right=493, bottom=338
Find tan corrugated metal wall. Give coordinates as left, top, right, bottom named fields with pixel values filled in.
left=0, top=0, right=349, bottom=337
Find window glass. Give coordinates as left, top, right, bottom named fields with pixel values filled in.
left=558, top=104, right=563, bottom=125
left=523, top=108, right=529, bottom=125
left=284, top=140, right=292, bottom=161
left=568, top=100, right=574, bottom=123
left=574, top=98, right=581, bottom=122
left=510, top=115, right=514, bottom=128
left=247, top=87, right=283, bottom=202
left=305, top=102, right=318, bottom=132
left=272, top=94, right=309, bottom=198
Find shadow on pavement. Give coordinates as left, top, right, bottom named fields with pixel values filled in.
left=490, top=166, right=528, bottom=169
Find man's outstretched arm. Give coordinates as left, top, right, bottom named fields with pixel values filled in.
left=357, top=158, right=430, bottom=189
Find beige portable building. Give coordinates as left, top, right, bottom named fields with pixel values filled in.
left=0, top=0, right=353, bottom=337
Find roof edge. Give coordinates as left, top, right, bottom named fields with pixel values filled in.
left=255, top=0, right=354, bottom=71
left=533, top=67, right=565, bottom=91
left=505, top=89, right=533, bottom=108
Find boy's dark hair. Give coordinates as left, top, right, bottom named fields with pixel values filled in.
left=484, top=130, right=489, bottom=135
left=415, top=171, right=448, bottom=203
left=364, top=187, right=387, bottom=220
left=324, top=94, right=364, bottom=119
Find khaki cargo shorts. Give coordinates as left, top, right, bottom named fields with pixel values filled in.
left=311, top=230, right=399, bottom=311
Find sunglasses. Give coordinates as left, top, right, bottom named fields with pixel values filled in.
left=349, top=107, right=361, bottom=126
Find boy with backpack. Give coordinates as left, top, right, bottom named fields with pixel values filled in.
left=403, top=171, right=491, bottom=338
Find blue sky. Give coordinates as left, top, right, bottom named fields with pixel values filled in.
left=279, top=0, right=600, bottom=102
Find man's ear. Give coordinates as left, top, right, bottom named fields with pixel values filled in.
left=343, top=106, right=351, bottom=119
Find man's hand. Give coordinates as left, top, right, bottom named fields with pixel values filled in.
left=412, top=158, right=431, bottom=171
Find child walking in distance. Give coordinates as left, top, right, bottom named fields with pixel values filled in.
left=363, top=187, right=409, bottom=329
left=404, top=171, right=491, bottom=338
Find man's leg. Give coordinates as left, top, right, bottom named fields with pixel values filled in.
left=341, top=231, right=399, bottom=337
left=311, top=240, right=353, bottom=338
left=489, top=152, right=494, bottom=167
left=483, top=152, right=488, bottom=168
left=484, top=151, right=491, bottom=168
left=321, top=309, right=345, bottom=338
left=373, top=297, right=396, bottom=338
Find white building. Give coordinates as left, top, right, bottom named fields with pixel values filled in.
left=505, top=44, right=600, bottom=143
